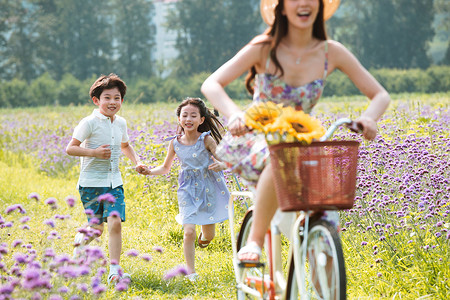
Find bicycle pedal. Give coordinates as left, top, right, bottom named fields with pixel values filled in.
left=238, top=261, right=265, bottom=268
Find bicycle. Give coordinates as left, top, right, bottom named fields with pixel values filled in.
left=227, top=118, right=362, bottom=300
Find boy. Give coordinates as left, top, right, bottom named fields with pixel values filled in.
left=66, top=73, right=146, bottom=285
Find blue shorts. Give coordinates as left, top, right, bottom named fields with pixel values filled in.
left=78, top=185, right=125, bottom=223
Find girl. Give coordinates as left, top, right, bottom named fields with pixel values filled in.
left=201, top=0, right=391, bottom=262
left=140, top=98, right=230, bottom=280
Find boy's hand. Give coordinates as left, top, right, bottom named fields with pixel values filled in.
left=135, top=164, right=148, bottom=174
left=208, top=156, right=227, bottom=172
left=94, top=145, right=111, bottom=159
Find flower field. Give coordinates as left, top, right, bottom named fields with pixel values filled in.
left=0, top=93, right=449, bottom=299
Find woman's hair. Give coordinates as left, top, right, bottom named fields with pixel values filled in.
left=89, top=73, right=127, bottom=99
left=245, top=0, right=328, bottom=94
left=176, top=97, right=225, bottom=144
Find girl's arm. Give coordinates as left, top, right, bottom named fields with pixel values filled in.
left=204, top=135, right=227, bottom=172
left=328, top=40, right=391, bottom=140
left=141, top=140, right=176, bottom=175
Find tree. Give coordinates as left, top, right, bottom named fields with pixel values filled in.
left=112, top=0, right=156, bottom=79
left=166, top=0, right=261, bottom=76
left=33, top=0, right=113, bottom=80
left=0, top=1, right=38, bottom=81
left=332, top=0, right=435, bottom=69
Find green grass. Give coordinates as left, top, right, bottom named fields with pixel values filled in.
left=0, top=92, right=449, bottom=299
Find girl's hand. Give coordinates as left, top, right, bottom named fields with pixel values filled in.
left=208, top=156, right=227, bottom=172
left=227, top=111, right=248, bottom=136
left=356, top=116, right=378, bottom=140
left=135, top=163, right=148, bottom=174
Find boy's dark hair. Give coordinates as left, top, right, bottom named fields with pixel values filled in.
left=176, top=97, right=225, bottom=144
left=89, top=73, right=127, bottom=100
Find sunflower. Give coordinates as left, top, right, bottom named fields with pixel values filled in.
left=244, top=101, right=282, bottom=132
left=277, top=106, right=326, bottom=144
left=244, top=101, right=326, bottom=145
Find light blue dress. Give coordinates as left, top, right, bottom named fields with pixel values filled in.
left=173, top=131, right=230, bottom=225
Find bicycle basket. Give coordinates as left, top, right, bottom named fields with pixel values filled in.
left=269, top=141, right=360, bottom=211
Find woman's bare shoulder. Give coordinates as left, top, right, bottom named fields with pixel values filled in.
left=249, top=34, right=272, bottom=46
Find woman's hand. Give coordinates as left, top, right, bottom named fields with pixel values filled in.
left=227, top=111, right=248, bottom=136
left=355, top=116, right=378, bottom=140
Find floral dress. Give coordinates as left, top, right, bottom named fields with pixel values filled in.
left=174, top=131, right=230, bottom=225
left=218, top=41, right=329, bottom=186
left=217, top=41, right=339, bottom=229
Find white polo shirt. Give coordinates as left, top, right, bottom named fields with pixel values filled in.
left=72, top=109, right=129, bottom=188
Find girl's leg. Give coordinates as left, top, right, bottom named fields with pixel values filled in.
left=201, top=224, right=215, bottom=241
left=183, top=224, right=197, bottom=274
left=107, top=216, right=122, bottom=264
left=238, top=164, right=278, bottom=261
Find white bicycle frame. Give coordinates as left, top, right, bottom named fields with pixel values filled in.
left=228, top=191, right=314, bottom=299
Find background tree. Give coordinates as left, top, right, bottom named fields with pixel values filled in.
left=33, top=0, right=113, bottom=80
left=166, top=0, right=261, bottom=76
left=112, top=0, right=156, bottom=78
left=0, top=1, right=38, bottom=81
left=332, top=0, right=435, bottom=69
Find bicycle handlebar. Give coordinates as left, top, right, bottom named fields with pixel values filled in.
left=319, top=118, right=363, bottom=142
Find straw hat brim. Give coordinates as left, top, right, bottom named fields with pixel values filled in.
left=260, top=0, right=340, bottom=25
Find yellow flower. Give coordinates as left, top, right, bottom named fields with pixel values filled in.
left=244, top=101, right=326, bottom=144
left=244, top=102, right=282, bottom=131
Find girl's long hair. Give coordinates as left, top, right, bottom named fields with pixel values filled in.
left=245, top=0, right=328, bottom=94
left=176, top=98, right=225, bottom=144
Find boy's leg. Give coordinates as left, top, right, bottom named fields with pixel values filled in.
left=183, top=224, right=196, bottom=274
left=107, top=215, right=122, bottom=264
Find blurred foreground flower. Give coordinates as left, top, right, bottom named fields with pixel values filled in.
left=163, top=265, right=188, bottom=280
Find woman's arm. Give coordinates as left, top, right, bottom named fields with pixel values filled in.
left=201, top=37, right=269, bottom=119
left=328, top=40, right=391, bottom=140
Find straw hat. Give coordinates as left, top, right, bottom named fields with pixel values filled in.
left=260, top=0, right=340, bottom=25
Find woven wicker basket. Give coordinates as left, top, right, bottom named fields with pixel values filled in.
left=269, top=141, right=359, bottom=211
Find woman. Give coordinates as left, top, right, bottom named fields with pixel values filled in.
left=201, top=0, right=390, bottom=262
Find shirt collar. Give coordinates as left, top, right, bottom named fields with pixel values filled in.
left=92, top=109, right=110, bottom=120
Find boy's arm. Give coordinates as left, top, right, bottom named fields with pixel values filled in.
left=66, top=138, right=111, bottom=159
left=141, top=140, right=176, bottom=176
left=121, top=142, right=147, bottom=174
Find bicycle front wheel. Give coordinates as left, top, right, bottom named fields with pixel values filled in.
left=286, top=219, right=346, bottom=300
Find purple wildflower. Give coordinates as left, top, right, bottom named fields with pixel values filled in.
left=65, top=196, right=76, bottom=208
left=98, top=193, right=116, bottom=204
left=126, top=249, right=139, bottom=257
left=109, top=211, right=120, bottom=218
left=141, top=254, right=152, bottom=262
left=12, top=240, right=23, bottom=248
left=28, top=193, right=40, bottom=201
left=163, top=265, right=189, bottom=280
left=78, top=283, right=89, bottom=292
left=20, top=216, right=31, bottom=223
left=45, top=198, right=58, bottom=209
left=14, top=252, right=28, bottom=264
left=85, top=209, right=94, bottom=217
left=5, top=204, right=26, bottom=214
left=153, top=246, right=164, bottom=253
left=361, top=241, right=367, bottom=246
left=44, top=219, right=55, bottom=228
left=92, top=284, right=106, bottom=295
